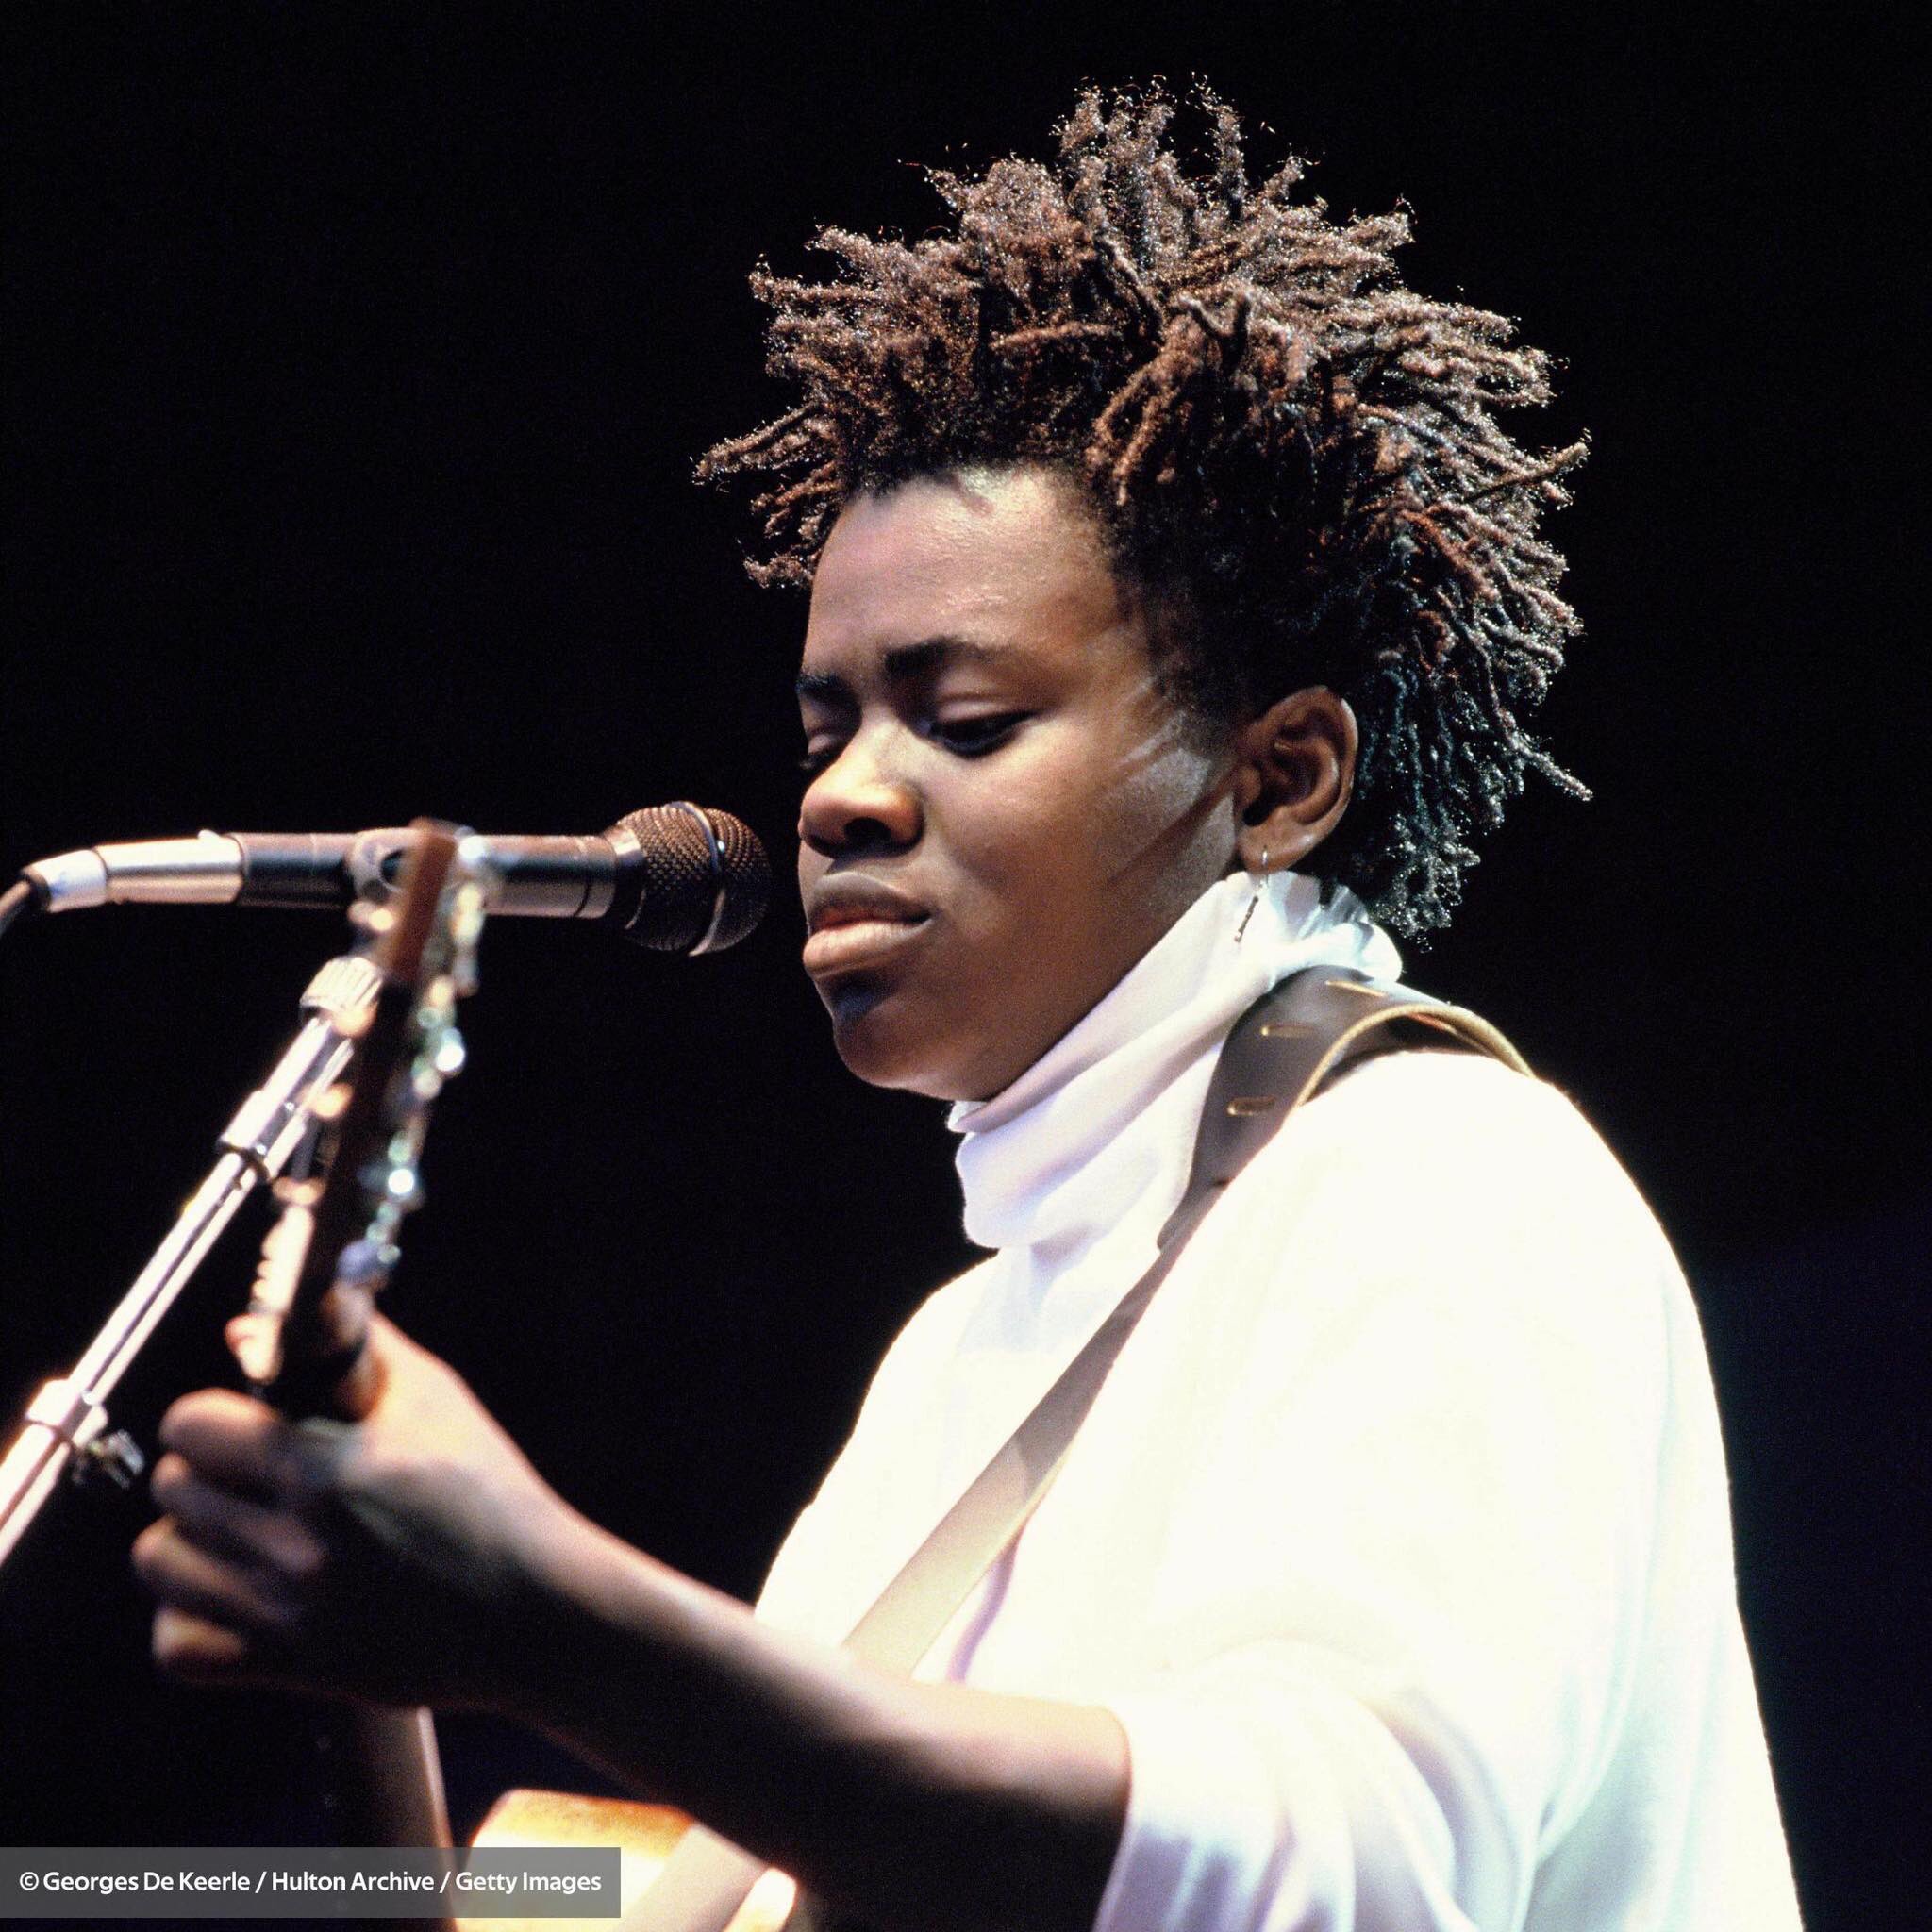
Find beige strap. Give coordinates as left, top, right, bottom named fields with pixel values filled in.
left=625, top=969, right=1524, bottom=1931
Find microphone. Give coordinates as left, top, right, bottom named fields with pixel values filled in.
left=17, top=804, right=772, bottom=955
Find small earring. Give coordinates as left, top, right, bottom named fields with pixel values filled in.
left=1234, top=844, right=1268, bottom=944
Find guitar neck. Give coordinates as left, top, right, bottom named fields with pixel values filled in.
left=245, top=823, right=468, bottom=1903
left=318, top=1703, right=451, bottom=1848
left=300, top=1591, right=453, bottom=1932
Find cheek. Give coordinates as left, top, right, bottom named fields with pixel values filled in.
left=1053, top=726, right=1229, bottom=912
left=944, top=727, right=1225, bottom=936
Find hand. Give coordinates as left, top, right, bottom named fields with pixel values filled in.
left=133, top=1314, right=583, bottom=1711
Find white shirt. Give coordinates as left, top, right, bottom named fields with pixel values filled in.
left=758, top=872, right=1800, bottom=1931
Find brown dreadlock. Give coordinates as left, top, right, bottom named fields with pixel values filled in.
left=698, top=85, right=1588, bottom=937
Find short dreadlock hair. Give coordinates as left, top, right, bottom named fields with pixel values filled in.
left=699, top=85, right=1588, bottom=938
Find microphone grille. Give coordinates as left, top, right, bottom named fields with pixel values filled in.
left=609, top=804, right=771, bottom=954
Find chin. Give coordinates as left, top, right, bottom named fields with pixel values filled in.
left=823, top=979, right=978, bottom=1100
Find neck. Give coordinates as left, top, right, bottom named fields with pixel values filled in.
left=949, top=871, right=1399, bottom=1259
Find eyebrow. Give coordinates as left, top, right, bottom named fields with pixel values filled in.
left=795, top=635, right=1021, bottom=703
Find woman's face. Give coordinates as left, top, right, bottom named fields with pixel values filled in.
left=796, top=466, right=1241, bottom=1101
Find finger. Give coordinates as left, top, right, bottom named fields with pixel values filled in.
left=131, top=1517, right=301, bottom=1635
left=358, top=1309, right=441, bottom=1405
left=365, top=1309, right=425, bottom=1364
left=225, top=1311, right=281, bottom=1384
left=150, top=1454, right=328, bottom=1580
left=151, top=1605, right=279, bottom=1688
left=158, top=1388, right=331, bottom=1503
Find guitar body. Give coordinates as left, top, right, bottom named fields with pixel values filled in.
left=469, top=1790, right=797, bottom=1932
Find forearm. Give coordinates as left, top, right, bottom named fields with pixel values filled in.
left=510, top=1512, right=1128, bottom=1932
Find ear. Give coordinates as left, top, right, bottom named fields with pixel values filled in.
left=1229, top=686, right=1357, bottom=873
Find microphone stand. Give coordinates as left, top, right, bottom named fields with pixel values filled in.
left=0, top=952, right=381, bottom=1568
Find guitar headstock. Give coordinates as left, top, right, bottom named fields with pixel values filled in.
left=238, top=821, right=488, bottom=1418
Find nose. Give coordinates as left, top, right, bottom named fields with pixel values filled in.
left=798, top=732, right=923, bottom=858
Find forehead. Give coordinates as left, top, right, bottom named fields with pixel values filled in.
left=800, top=469, right=1128, bottom=672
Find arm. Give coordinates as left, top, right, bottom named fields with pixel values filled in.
left=137, top=1059, right=1700, bottom=1932
left=524, top=1513, right=1127, bottom=1932
left=134, top=1318, right=1127, bottom=1932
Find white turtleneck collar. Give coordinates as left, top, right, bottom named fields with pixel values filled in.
left=948, top=870, right=1402, bottom=1261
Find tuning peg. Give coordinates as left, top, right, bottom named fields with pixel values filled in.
left=72, top=1429, right=145, bottom=1492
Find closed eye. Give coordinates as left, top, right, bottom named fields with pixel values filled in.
left=796, top=711, right=1031, bottom=781
left=928, top=712, right=1030, bottom=756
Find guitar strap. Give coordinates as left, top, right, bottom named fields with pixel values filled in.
left=625, top=967, right=1528, bottom=1932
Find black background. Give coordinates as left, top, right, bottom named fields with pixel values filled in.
left=1, top=6, right=1923, bottom=1924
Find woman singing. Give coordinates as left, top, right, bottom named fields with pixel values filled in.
left=134, top=87, right=1798, bottom=1932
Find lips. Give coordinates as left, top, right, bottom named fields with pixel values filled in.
left=804, top=876, right=930, bottom=976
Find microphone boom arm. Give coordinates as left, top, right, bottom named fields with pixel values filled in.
left=0, top=952, right=381, bottom=1570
